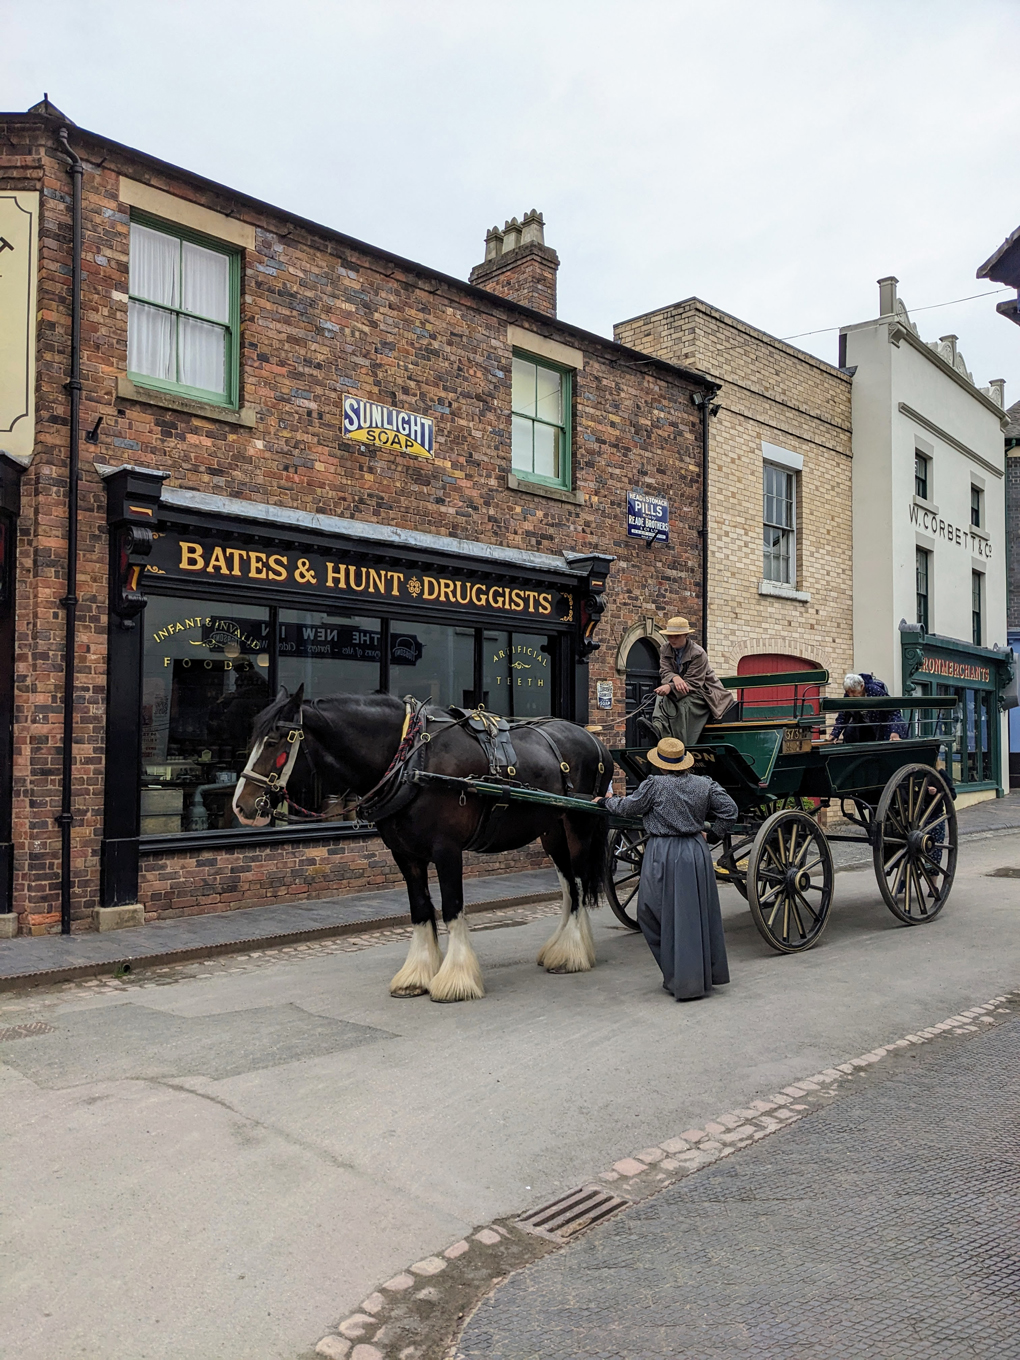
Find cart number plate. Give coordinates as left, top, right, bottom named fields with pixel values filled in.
left=782, top=728, right=813, bottom=754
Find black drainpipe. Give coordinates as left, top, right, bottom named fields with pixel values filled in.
left=57, top=126, right=82, bottom=935
left=691, top=391, right=717, bottom=652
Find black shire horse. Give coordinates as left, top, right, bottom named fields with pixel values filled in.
left=232, top=688, right=614, bottom=1002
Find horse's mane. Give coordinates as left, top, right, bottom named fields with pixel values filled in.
left=250, top=688, right=404, bottom=743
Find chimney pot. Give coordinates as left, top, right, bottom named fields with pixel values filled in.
left=502, top=218, right=523, bottom=252
left=521, top=209, right=545, bottom=247
left=878, top=275, right=898, bottom=317
left=484, top=226, right=504, bottom=262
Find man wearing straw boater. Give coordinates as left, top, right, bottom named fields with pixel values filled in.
left=652, top=616, right=735, bottom=747
left=599, top=737, right=737, bottom=1001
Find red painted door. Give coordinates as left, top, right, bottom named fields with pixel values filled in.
left=737, top=653, right=821, bottom=718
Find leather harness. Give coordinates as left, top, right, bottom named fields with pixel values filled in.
left=236, top=699, right=604, bottom=845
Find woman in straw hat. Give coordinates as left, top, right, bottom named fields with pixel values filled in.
left=652, top=617, right=735, bottom=747
left=599, top=737, right=737, bottom=1001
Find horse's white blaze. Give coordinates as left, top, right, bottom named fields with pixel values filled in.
left=536, top=869, right=574, bottom=967
left=428, top=915, right=484, bottom=1002
left=389, top=923, right=442, bottom=997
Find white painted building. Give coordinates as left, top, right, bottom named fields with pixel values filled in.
left=840, top=277, right=1011, bottom=800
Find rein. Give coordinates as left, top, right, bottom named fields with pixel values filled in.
left=237, top=698, right=611, bottom=824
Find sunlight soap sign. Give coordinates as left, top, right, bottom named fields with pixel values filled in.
left=342, top=397, right=434, bottom=458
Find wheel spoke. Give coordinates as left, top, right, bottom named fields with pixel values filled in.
left=798, top=856, right=824, bottom=873
left=619, top=883, right=639, bottom=908
left=883, top=844, right=909, bottom=874
left=915, top=856, right=941, bottom=902
left=788, top=892, right=808, bottom=939
left=766, top=892, right=786, bottom=928
left=918, top=798, right=948, bottom=831
left=793, top=888, right=820, bottom=925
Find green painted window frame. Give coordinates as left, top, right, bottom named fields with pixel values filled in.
left=510, top=349, right=573, bottom=490
left=127, top=210, right=241, bottom=409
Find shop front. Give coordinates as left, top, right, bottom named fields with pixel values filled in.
left=901, top=624, right=1013, bottom=799
left=101, top=466, right=612, bottom=909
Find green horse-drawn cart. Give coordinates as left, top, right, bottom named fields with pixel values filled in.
left=606, top=669, right=960, bottom=954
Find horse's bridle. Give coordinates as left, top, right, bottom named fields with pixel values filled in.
left=233, top=718, right=305, bottom=817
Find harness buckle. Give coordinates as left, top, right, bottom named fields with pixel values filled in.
left=288, top=728, right=303, bottom=743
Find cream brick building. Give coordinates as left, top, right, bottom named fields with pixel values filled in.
left=614, top=298, right=853, bottom=694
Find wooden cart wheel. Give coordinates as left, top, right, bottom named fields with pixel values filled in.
left=748, top=809, right=833, bottom=953
left=873, top=764, right=957, bottom=925
left=605, top=825, right=646, bottom=930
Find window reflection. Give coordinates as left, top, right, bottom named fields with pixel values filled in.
left=483, top=631, right=552, bottom=717
left=278, top=611, right=382, bottom=697
left=142, top=598, right=271, bottom=834
left=390, top=621, right=474, bottom=707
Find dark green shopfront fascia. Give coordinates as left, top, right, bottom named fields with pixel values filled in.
left=900, top=622, right=1015, bottom=797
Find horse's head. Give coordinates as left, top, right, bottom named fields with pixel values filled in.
left=232, top=685, right=305, bottom=827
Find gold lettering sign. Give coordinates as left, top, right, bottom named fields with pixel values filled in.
left=145, top=532, right=569, bottom=621
left=0, top=192, right=39, bottom=462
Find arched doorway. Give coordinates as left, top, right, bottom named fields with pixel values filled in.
left=737, top=652, right=821, bottom=720
left=625, top=637, right=661, bottom=747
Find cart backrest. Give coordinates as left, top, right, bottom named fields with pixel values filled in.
left=720, top=668, right=829, bottom=722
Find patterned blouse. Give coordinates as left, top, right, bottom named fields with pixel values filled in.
left=604, top=772, right=738, bottom=837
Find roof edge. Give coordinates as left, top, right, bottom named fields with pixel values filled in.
left=3, top=111, right=717, bottom=395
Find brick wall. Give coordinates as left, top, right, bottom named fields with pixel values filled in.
left=615, top=299, right=854, bottom=689
left=0, top=113, right=711, bottom=933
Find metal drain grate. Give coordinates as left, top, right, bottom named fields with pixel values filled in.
left=516, top=1185, right=630, bottom=1243
left=0, top=1021, right=56, bottom=1043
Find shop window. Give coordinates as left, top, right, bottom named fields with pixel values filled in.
left=914, top=452, right=930, bottom=501
left=390, top=620, right=474, bottom=707
left=971, top=485, right=982, bottom=528
left=972, top=572, right=983, bottom=647
left=763, top=463, right=796, bottom=585
left=278, top=611, right=382, bottom=698
left=142, top=598, right=271, bottom=835
left=483, top=632, right=553, bottom=718
left=128, top=216, right=240, bottom=407
left=916, top=548, right=930, bottom=631
left=511, top=352, right=571, bottom=488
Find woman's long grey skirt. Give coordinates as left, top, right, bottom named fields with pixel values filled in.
left=637, top=834, right=730, bottom=1001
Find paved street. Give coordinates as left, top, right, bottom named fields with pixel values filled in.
left=459, top=1014, right=1020, bottom=1360
left=2, top=826, right=1020, bottom=1359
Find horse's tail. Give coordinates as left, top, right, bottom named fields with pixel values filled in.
left=579, top=809, right=610, bottom=908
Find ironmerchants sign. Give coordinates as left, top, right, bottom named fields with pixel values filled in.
left=343, top=397, right=434, bottom=458
left=919, top=654, right=991, bottom=684
left=145, top=531, right=574, bottom=622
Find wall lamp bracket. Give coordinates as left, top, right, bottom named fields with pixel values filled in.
left=85, top=417, right=103, bottom=444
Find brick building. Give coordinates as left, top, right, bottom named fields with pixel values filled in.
left=0, top=102, right=715, bottom=936
left=614, top=298, right=854, bottom=698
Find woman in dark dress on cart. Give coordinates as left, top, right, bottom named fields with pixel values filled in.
left=600, top=737, right=738, bottom=1001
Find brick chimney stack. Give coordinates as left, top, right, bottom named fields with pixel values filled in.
left=469, top=210, right=559, bottom=317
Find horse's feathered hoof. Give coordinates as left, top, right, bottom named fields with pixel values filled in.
left=389, top=923, right=443, bottom=998
left=538, top=906, right=596, bottom=974
left=428, top=975, right=485, bottom=1003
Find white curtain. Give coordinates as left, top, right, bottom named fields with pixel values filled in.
left=130, top=223, right=178, bottom=305
left=183, top=242, right=229, bottom=322
left=128, top=225, right=228, bottom=393
left=180, top=317, right=226, bottom=394
left=128, top=302, right=174, bottom=382
left=128, top=224, right=179, bottom=381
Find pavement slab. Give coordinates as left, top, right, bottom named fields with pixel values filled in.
left=456, top=1016, right=1020, bottom=1360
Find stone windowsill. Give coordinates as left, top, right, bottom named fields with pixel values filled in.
left=506, top=472, right=583, bottom=505
left=117, top=377, right=256, bottom=427
left=912, top=494, right=939, bottom=515
left=758, top=578, right=811, bottom=603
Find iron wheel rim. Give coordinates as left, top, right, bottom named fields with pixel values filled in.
left=873, top=764, right=957, bottom=925
left=748, top=809, right=833, bottom=954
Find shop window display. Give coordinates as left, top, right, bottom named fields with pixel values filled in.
left=142, top=598, right=271, bottom=835
left=483, top=631, right=553, bottom=717
left=390, top=621, right=474, bottom=707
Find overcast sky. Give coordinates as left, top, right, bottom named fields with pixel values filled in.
left=7, top=0, right=1020, bottom=400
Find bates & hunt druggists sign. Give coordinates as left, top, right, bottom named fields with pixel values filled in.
left=145, top=531, right=572, bottom=622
